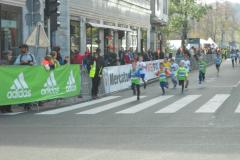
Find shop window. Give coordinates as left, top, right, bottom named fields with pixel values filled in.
left=118, top=31, right=126, bottom=51
left=130, top=30, right=138, bottom=52
left=86, top=26, right=99, bottom=54
left=141, top=31, right=147, bottom=52
left=1, top=10, right=22, bottom=63
left=70, top=20, right=80, bottom=64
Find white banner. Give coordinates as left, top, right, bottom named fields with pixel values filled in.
left=103, top=60, right=163, bottom=94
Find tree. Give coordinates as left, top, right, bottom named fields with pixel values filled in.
left=162, top=0, right=211, bottom=51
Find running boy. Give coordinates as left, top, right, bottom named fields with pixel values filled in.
left=214, top=54, right=222, bottom=76
left=129, top=61, right=141, bottom=100
left=163, top=57, right=171, bottom=73
left=180, top=55, right=190, bottom=88
left=234, top=51, right=238, bottom=66
left=155, top=63, right=169, bottom=95
left=198, top=57, right=207, bottom=84
left=170, top=59, right=179, bottom=88
left=230, top=52, right=235, bottom=68
left=137, top=55, right=147, bottom=89
left=175, top=62, right=188, bottom=94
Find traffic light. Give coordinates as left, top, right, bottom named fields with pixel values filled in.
left=45, top=0, right=60, bottom=32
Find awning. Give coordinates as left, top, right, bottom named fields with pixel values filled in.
left=87, top=22, right=132, bottom=32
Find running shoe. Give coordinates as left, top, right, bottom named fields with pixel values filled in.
left=166, top=83, right=169, bottom=89
left=144, top=83, right=146, bottom=89
left=162, top=92, right=165, bottom=95
left=96, top=95, right=100, bottom=99
left=174, top=83, right=177, bottom=88
left=181, top=90, right=184, bottom=94
left=137, top=96, right=140, bottom=100
left=199, top=81, right=201, bottom=84
left=92, top=96, right=97, bottom=100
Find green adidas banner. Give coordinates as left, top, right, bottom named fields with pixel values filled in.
left=0, top=65, right=81, bottom=106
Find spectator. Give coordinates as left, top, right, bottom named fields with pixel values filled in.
left=53, top=46, right=64, bottom=65
left=134, top=54, right=138, bottom=63
left=14, top=44, right=37, bottom=66
left=50, top=51, right=60, bottom=68
left=143, top=50, right=150, bottom=62
left=64, top=56, right=71, bottom=65
left=148, top=49, right=153, bottom=58
left=43, top=55, right=55, bottom=71
left=125, top=50, right=131, bottom=65
left=74, top=49, right=90, bottom=65
left=129, top=48, right=134, bottom=60
left=119, top=47, right=126, bottom=65
left=0, top=50, right=13, bottom=113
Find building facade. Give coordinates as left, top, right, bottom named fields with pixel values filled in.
left=0, top=0, right=168, bottom=63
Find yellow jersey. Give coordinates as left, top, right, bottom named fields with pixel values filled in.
left=163, top=62, right=171, bottom=72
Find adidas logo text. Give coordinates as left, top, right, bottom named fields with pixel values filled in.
left=41, top=72, right=59, bottom=95
left=7, top=73, right=31, bottom=99
left=66, top=70, right=77, bottom=92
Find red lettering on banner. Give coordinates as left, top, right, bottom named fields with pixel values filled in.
left=147, top=63, right=154, bottom=72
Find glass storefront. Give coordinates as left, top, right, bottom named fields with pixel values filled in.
left=141, top=30, right=147, bottom=52
left=0, top=4, right=22, bottom=63
left=86, top=26, right=99, bottom=54
left=70, top=20, right=80, bottom=64
left=118, top=31, right=127, bottom=51
left=130, top=30, right=138, bottom=52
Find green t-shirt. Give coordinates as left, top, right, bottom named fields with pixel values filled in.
left=175, top=67, right=188, bottom=80
left=158, top=70, right=167, bottom=82
left=198, top=62, right=206, bottom=73
left=131, top=70, right=140, bottom=85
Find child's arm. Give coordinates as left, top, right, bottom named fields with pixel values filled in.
left=204, top=62, right=207, bottom=68
left=185, top=70, right=188, bottom=77
left=155, top=71, right=159, bottom=77
left=135, top=70, right=141, bottom=77
left=174, top=69, right=179, bottom=77
left=165, top=69, right=169, bottom=76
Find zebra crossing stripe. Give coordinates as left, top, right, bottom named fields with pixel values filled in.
left=116, top=95, right=173, bottom=114
left=0, top=112, right=26, bottom=116
left=235, top=103, right=240, bottom=113
left=195, top=94, right=230, bottom=113
left=155, top=95, right=201, bottom=113
left=76, top=96, right=146, bottom=114
left=35, top=96, right=120, bottom=115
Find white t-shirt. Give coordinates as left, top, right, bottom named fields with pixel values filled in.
left=180, top=60, right=190, bottom=72
left=171, top=63, right=179, bottom=75
left=137, top=61, right=146, bottom=74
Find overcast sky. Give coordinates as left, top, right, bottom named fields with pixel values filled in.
left=197, top=0, right=239, bottom=4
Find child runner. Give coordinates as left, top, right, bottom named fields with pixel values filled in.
left=170, top=59, right=179, bottom=88
left=129, top=61, right=141, bottom=100
left=180, top=55, right=190, bottom=88
left=214, top=54, right=222, bottom=76
left=163, top=57, right=171, bottom=74
left=155, top=63, right=169, bottom=95
left=175, top=62, right=188, bottom=94
left=230, top=52, right=235, bottom=68
left=234, top=51, right=238, bottom=66
left=198, top=57, right=207, bottom=84
left=137, top=55, right=147, bottom=89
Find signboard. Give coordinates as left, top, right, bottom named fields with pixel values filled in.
left=104, top=21, right=115, bottom=26
left=86, top=18, right=100, bottom=24
left=187, top=38, right=200, bottom=44
left=0, top=65, right=80, bottom=106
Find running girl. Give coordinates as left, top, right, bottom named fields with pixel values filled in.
left=198, top=57, right=207, bottom=84
left=170, top=59, right=179, bottom=88
left=180, top=55, right=190, bottom=88
left=156, top=63, right=169, bottom=95
left=175, top=62, right=188, bottom=94
left=214, top=54, right=222, bottom=76
left=137, top=56, right=147, bottom=89
left=129, top=61, right=141, bottom=100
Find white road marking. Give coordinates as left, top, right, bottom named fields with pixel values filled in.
left=195, top=94, right=230, bottom=113
left=155, top=95, right=201, bottom=113
left=76, top=96, right=146, bottom=114
left=0, top=112, right=26, bottom=116
left=234, top=80, right=240, bottom=87
left=35, top=96, right=120, bottom=115
left=116, top=95, right=173, bottom=114
left=235, top=103, right=240, bottom=113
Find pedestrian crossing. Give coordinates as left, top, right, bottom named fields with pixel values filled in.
left=3, top=94, right=240, bottom=116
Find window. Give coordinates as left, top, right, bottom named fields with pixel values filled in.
left=86, top=26, right=99, bottom=54
left=70, top=20, right=80, bottom=64
left=141, top=31, right=147, bottom=52
left=130, top=30, right=138, bottom=51
left=1, top=9, right=22, bottom=63
left=157, top=0, right=160, bottom=11
left=118, top=31, right=126, bottom=51
left=163, top=0, right=168, bottom=15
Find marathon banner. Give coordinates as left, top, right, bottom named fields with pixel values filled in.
left=0, top=65, right=80, bottom=106
left=102, top=60, right=163, bottom=94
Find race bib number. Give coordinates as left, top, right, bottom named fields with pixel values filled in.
left=199, top=65, right=204, bottom=70
left=131, top=74, right=137, bottom=79
left=179, top=71, right=185, bottom=77
left=184, top=66, right=189, bottom=69
left=159, top=73, right=166, bottom=79
left=171, top=66, right=175, bottom=70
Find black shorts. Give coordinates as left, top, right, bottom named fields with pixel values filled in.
left=216, top=64, right=220, bottom=68
left=179, top=80, right=184, bottom=85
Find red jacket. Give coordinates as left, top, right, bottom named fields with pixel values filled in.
left=74, top=50, right=89, bottom=64
left=124, top=55, right=130, bottom=64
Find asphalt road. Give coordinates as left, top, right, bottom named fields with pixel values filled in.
left=1, top=59, right=240, bottom=160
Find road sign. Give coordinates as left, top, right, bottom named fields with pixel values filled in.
left=187, top=38, right=200, bottom=44
left=26, top=0, right=40, bottom=12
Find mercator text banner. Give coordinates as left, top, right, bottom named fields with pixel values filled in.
left=0, top=65, right=80, bottom=106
